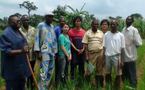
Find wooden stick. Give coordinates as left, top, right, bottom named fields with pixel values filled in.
left=26, top=54, right=39, bottom=90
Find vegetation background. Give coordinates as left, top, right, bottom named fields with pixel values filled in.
left=0, top=1, right=145, bottom=90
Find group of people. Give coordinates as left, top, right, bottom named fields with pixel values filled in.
left=0, top=12, right=142, bottom=90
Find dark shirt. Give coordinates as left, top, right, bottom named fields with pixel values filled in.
left=0, top=26, right=31, bottom=80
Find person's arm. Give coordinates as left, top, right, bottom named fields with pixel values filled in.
left=60, top=45, right=71, bottom=60
left=83, top=43, right=88, bottom=60
left=121, top=34, right=126, bottom=64
left=59, top=35, right=71, bottom=60
left=133, top=29, right=142, bottom=47
left=8, top=45, right=29, bottom=56
left=0, top=34, right=28, bottom=56
left=71, top=42, right=79, bottom=52
left=33, top=24, right=43, bottom=60
left=34, top=27, right=41, bottom=52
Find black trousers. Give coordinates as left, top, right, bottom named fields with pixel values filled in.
left=122, top=61, right=137, bottom=88
left=6, top=78, right=26, bottom=90
left=71, top=52, right=85, bottom=79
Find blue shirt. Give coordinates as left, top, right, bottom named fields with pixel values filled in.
left=0, top=26, right=31, bottom=80
left=54, top=25, right=62, bottom=40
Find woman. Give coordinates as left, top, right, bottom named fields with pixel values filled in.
left=68, top=16, right=86, bottom=80
left=100, top=19, right=110, bottom=33
left=100, top=19, right=110, bottom=87
left=0, top=15, right=31, bottom=90
left=57, top=23, right=71, bottom=84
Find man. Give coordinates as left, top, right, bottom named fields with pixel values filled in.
left=20, top=15, right=36, bottom=90
left=0, top=15, right=31, bottom=90
left=122, top=16, right=142, bottom=89
left=103, top=19, right=125, bottom=90
left=34, top=12, right=57, bottom=89
left=54, top=16, right=65, bottom=39
left=54, top=17, right=66, bottom=84
left=82, top=18, right=104, bottom=88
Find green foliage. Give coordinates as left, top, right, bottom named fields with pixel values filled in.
left=53, top=4, right=94, bottom=30
left=29, top=14, right=43, bottom=27
left=133, top=18, right=145, bottom=39
left=131, top=13, right=143, bottom=19
left=108, top=15, right=145, bottom=39
left=0, top=17, right=8, bottom=30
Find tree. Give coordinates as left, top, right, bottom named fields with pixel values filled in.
left=14, top=13, right=22, bottom=18
left=53, top=4, right=94, bottom=30
left=131, top=13, right=143, bottom=19
left=53, top=5, right=68, bottom=22
left=30, top=14, right=43, bottom=27
left=19, top=1, right=38, bottom=17
left=0, top=17, right=8, bottom=30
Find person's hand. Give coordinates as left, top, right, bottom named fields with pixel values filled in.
left=22, top=45, right=29, bottom=53
left=67, top=54, right=72, bottom=61
left=76, top=48, right=80, bottom=52
left=78, top=49, right=84, bottom=54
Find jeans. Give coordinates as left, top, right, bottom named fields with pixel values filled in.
left=56, top=55, right=67, bottom=83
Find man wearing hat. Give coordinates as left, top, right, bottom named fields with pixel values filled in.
left=34, top=12, right=57, bottom=89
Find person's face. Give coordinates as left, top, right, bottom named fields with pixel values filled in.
left=75, top=18, right=81, bottom=27
left=9, top=16, right=21, bottom=30
left=60, top=18, right=65, bottom=27
left=91, top=20, right=99, bottom=31
left=110, top=20, right=118, bottom=31
left=126, top=16, right=133, bottom=26
left=101, top=22, right=109, bottom=31
left=45, top=15, right=53, bottom=24
left=62, top=24, right=69, bottom=34
left=21, top=16, right=29, bottom=26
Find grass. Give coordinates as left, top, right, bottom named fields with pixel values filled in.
left=0, top=28, right=145, bottom=90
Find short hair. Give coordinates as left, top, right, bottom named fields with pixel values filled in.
left=59, top=16, right=65, bottom=22
left=8, top=14, right=18, bottom=24
left=21, top=15, right=29, bottom=20
left=100, top=19, right=109, bottom=26
left=73, top=16, right=82, bottom=26
left=110, top=19, right=118, bottom=26
left=91, top=18, right=99, bottom=25
left=127, top=16, right=134, bottom=22
left=61, top=23, right=69, bottom=33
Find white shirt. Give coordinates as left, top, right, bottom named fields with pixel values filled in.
left=122, top=25, right=142, bottom=62
left=103, top=31, right=125, bottom=56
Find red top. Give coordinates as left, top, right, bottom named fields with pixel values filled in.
left=68, top=28, right=85, bottom=49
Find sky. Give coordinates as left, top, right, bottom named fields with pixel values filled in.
left=0, top=0, right=145, bottom=19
